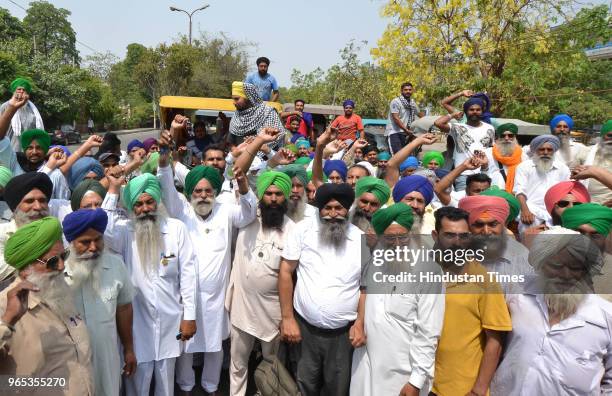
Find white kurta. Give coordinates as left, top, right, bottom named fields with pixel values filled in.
left=157, top=165, right=257, bottom=352
left=102, top=193, right=197, bottom=363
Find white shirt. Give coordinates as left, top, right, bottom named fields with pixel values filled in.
left=283, top=216, right=364, bottom=329
left=491, top=292, right=612, bottom=395
left=449, top=122, right=495, bottom=175
left=513, top=159, right=570, bottom=223
left=480, top=238, right=534, bottom=295
left=174, top=162, right=237, bottom=205
left=102, top=193, right=197, bottom=363
left=158, top=165, right=257, bottom=352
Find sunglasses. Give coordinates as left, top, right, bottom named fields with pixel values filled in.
left=36, top=249, right=70, bottom=270
left=556, top=200, right=582, bottom=208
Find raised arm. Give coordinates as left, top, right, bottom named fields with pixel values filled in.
left=0, top=91, right=29, bottom=140
left=385, top=133, right=437, bottom=188
left=157, top=130, right=190, bottom=220
left=234, top=128, right=280, bottom=174
left=434, top=158, right=480, bottom=205
left=312, top=127, right=336, bottom=188
left=59, top=135, right=103, bottom=175
left=439, top=89, right=473, bottom=114
left=102, top=168, right=128, bottom=257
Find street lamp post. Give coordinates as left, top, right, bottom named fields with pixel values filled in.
left=169, top=4, right=210, bottom=45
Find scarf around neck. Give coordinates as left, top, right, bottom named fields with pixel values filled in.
left=492, top=144, right=522, bottom=193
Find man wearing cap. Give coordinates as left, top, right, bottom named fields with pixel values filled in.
left=102, top=172, right=197, bottom=396
left=486, top=123, right=528, bottom=193
left=330, top=99, right=365, bottom=141
left=513, top=134, right=570, bottom=230
left=62, top=208, right=136, bottom=396
left=385, top=82, right=420, bottom=155
left=573, top=119, right=612, bottom=206
left=225, top=171, right=296, bottom=395
left=279, top=183, right=366, bottom=395
left=0, top=216, right=94, bottom=395
left=280, top=164, right=318, bottom=222
left=544, top=181, right=591, bottom=226
left=351, top=202, right=445, bottom=396
left=351, top=176, right=391, bottom=232
left=156, top=131, right=256, bottom=395
left=492, top=230, right=612, bottom=395
left=0, top=77, right=44, bottom=152
left=458, top=195, right=533, bottom=294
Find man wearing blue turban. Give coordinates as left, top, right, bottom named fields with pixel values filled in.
left=547, top=114, right=589, bottom=167
left=330, top=99, right=364, bottom=141
left=434, top=90, right=496, bottom=191
left=392, top=175, right=434, bottom=233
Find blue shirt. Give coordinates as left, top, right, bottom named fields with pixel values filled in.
left=245, top=72, right=279, bottom=101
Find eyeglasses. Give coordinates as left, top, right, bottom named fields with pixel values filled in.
left=556, top=200, right=582, bottom=208
left=35, top=249, right=70, bottom=271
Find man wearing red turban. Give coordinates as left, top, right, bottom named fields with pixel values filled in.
left=544, top=181, right=591, bottom=226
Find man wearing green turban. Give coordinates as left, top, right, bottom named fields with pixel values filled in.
left=20, top=129, right=50, bottom=155
left=294, top=156, right=311, bottom=166
left=422, top=151, right=445, bottom=170
left=122, top=173, right=162, bottom=212
left=70, top=179, right=107, bottom=211
left=480, top=186, right=520, bottom=225
left=352, top=176, right=391, bottom=232
left=256, top=171, right=291, bottom=200
left=281, top=164, right=316, bottom=223
left=0, top=77, right=44, bottom=153
left=371, top=202, right=414, bottom=235
left=184, top=165, right=223, bottom=198
left=562, top=203, right=612, bottom=237
left=1, top=216, right=95, bottom=395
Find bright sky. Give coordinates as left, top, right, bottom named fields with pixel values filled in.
left=2, top=0, right=389, bottom=87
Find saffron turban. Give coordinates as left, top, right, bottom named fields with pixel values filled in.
left=549, top=114, right=574, bottom=132
left=256, top=171, right=292, bottom=199
left=458, top=195, right=510, bottom=226
left=142, top=138, right=158, bottom=153
left=5, top=217, right=62, bottom=270
left=422, top=151, right=445, bottom=168
left=21, top=129, right=50, bottom=154
left=355, top=176, right=391, bottom=205
left=294, top=156, right=311, bottom=166
left=62, top=208, right=108, bottom=242
left=343, top=99, right=355, bottom=108
left=561, top=203, right=612, bottom=236
left=314, top=183, right=354, bottom=211
left=70, top=179, right=107, bottom=211
left=530, top=135, right=560, bottom=153
left=232, top=81, right=247, bottom=99
left=127, top=139, right=144, bottom=153
left=544, top=181, right=591, bottom=215
left=123, top=173, right=162, bottom=211
left=68, top=157, right=104, bottom=190
left=480, top=186, right=520, bottom=224
left=371, top=202, right=414, bottom=235
left=377, top=152, right=391, bottom=161
left=184, top=165, right=223, bottom=198
left=601, top=120, right=612, bottom=137
left=399, top=156, right=419, bottom=173
left=323, top=159, right=348, bottom=181
left=281, top=164, right=308, bottom=187
left=392, top=175, right=433, bottom=204
left=0, top=166, right=12, bottom=188
left=4, top=172, right=52, bottom=211
left=10, top=77, right=32, bottom=94
left=495, top=123, right=518, bottom=137
left=295, top=139, right=311, bottom=149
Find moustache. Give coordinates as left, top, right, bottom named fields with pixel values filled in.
left=321, top=215, right=347, bottom=223
left=76, top=251, right=100, bottom=260
left=136, top=213, right=156, bottom=221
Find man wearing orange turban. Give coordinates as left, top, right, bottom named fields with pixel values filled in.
left=544, top=181, right=591, bottom=226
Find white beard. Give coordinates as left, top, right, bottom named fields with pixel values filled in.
left=558, top=135, right=572, bottom=162
left=191, top=196, right=215, bottom=217
left=544, top=294, right=586, bottom=322
left=287, top=194, right=306, bottom=222
left=131, top=211, right=165, bottom=277
left=534, top=155, right=554, bottom=173
left=411, top=214, right=423, bottom=234
left=350, top=206, right=372, bottom=233
left=598, top=140, right=612, bottom=159
left=497, top=140, right=517, bottom=157
left=13, top=208, right=50, bottom=227
left=66, top=248, right=103, bottom=293
left=27, top=271, right=78, bottom=322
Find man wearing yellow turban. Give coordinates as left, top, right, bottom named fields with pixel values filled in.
left=0, top=77, right=44, bottom=152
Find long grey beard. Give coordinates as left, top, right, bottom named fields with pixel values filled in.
left=13, top=208, right=49, bottom=227
left=544, top=293, right=586, bottom=322
left=497, top=140, right=517, bottom=157
left=191, top=196, right=215, bottom=217
left=598, top=140, right=612, bottom=159
left=28, top=271, right=78, bottom=322
left=287, top=194, right=306, bottom=222
left=558, top=135, right=572, bottom=162
left=350, top=207, right=372, bottom=233
left=319, top=216, right=348, bottom=251
left=534, top=155, right=554, bottom=173
left=411, top=215, right=423, bottom=234
left=132, top=213, right=164, bottom=277
left=66, top=250, right=103, bottom=293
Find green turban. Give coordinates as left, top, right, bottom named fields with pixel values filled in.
left=355, top=176, right=391, bottom=205
left=286, top=144, right=298, bottom=154
left=71, top=179, right=107, bottom=211
left=10, top=77, right=32, bottom=94
left=371, top=202, right=414, bottom=235
left=123, top=173, right=162, bottom=211
left=480, top=186, right=520, bottom=224
left=294, top=157, right=312, bottom=166
left=421, top=151, right=445, bottom=168
left=256, top=171, right=292, bottom=200
left=4, top=216, right=62, bottom=270
left=562, top=203, right=612, bottom=236
left=495, top=123, right=518, bottom=137
left=0, top=166, right=12, bottom=188
left=140, top=152, right=160, bottom=175
left=281, top=164, right=308, bottom=187
left=185, top=165, right=223, bottom=198
left=21, top=129, right=50, bottom=154
left=602, top=120, right=612, bottom=137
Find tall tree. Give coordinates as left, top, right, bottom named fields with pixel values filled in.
left=83, top=51, right=119, bottom=82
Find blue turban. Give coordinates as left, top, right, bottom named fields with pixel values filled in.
left=62, top=208, right=108, bottom=242
left=127, top=139, right=145, bottom=153
left=68, top=157, right=104, bottom=190
left=399, top=156, right=419, bottom=173
left=434, top=168, right=450, bottom=179
left=392, top=175, right=434, bottom=204
left=549, top=114, right=574, bottom=132
left=323, top=159, right=348, bottom=181
left=377, top=152, right=391, bottom=161
left=530, top=135, right=560, bottom=153
left=49, top=145, right=71, bottom=156
left=296, top=139, right=311, bottom=149
left=343, top=99, right=355, bottom=108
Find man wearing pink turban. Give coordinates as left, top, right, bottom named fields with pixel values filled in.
left=544, top=181, right=591, bottom=226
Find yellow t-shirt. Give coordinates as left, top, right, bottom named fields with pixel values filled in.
left=432, top=262, right=512, bottom=396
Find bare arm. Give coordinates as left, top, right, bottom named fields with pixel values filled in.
left=391, top=113, right=410, bottom=133
left=434, top=158, right=480, bottom=205
left=234, top=128, right=280, bottom=174
left=349, top=290, right=367, bottom=348
left=279, top=258, right=301, bottom=343
left=469, top=329, right=503, bottom=396
left=572, top=165, right=612, bottom=190
left=59, top=135, right=103, bottom=175
left=116, top=303, right=136, bottom=377
left=0, top=92, right=29, bottom=140
left=312, top=127, right=336, bottom=188
left=440, top=89, right=473, bottom=114
left=271, top=90, right=280, bottom=103
left=385, top=133, right=437, bottom=188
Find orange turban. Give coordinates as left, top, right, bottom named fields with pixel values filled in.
left=544, top=181, right=590, bottom=214
left=458, top=195, right=509, bottom=226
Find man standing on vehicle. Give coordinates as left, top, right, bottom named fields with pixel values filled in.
left=330, top=100, right=365, bottom=142
left=245, top=57, right=279, bottom=102
left=385, top=82, right=420, bottom=155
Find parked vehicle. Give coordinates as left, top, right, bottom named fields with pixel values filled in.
left=50, top=124, right=81, bottom=145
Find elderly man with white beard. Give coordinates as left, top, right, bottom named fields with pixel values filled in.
left=491, top=229, right=612, bottom=395
left=513, top=135, right=570, bottom=231
left=156, top=129, right=258, bottom=396
left=279, top=182, right=366, bottom=396
left=0, top=216, right=95, bottom=395
left=573, top=119, right=612, bottom=206
left=485, top=123, right=528, bottom=194
left=547, top=114, right=589, bottom=168
left=280, top=164, right=318, bottom=223
left=0, top=172, right=72, bottom=291
left=102, top=171, right=197, bottom=396
left=62, top=208, right=136, bottom=396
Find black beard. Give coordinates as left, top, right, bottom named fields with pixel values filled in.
left=468, top=114, right=481, bottom=123
left=471, top=234, right=507, bottom=261
left=259, top=200, right=287, bottom=230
